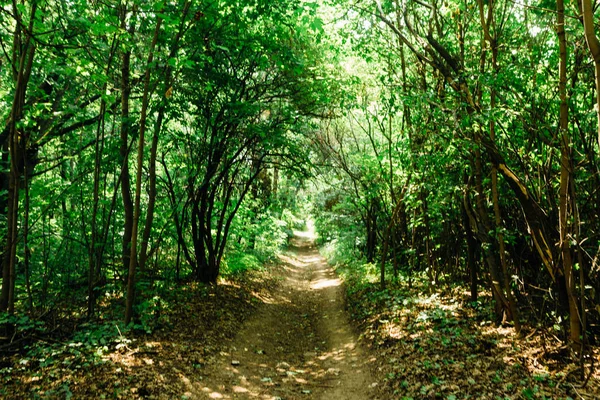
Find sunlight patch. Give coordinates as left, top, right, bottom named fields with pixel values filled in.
left=278, top=254, right=306, bottom=267
left=232, top=386, right=249, bottom=393
left=311, top=278, right=341, bottom=289
left=252, top=291, right=277, bottom=304
left=201, top=387, right=224, bottom=399
left=300, top=256, right=321, bottom=263
left=293, top=229, right=316, bottom=239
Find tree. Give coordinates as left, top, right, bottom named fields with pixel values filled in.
left=163, top=0, right=329, bottom=283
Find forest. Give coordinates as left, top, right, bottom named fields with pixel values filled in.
left=1, top=0, right=600, bottom=398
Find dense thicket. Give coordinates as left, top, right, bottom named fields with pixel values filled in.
left=2, top=0, right=600, bottom=376
left=312, top=0, right=600, bottom=358
left=0, top=0, right=329, bottom=328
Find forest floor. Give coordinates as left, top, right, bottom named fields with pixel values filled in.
left=2, top=230, right=599, bottom=399
left=0, top=231, right=383, bottom=399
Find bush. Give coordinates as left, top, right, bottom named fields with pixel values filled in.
left=222, top=251, right=263, bottom=276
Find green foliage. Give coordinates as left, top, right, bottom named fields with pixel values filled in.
left=132, top=295, right=165, bottom=334
left=4, top=321, right=132, bottom=377
left=0, top=0, right=337, bottom=317
left=222, top=251, right=263, bottom=276
left=224, top=201, right=305, bottom=276
left=252, top=216, right=290, bottom=259
left=320, top=239, right=379, bottom=287
left=70, top=322, right=128, bottom=353
left=1, top=0, right=599, bottom=395
left=0, top=313, right=45, bottom=334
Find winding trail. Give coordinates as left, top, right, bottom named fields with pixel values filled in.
left=197, top=230, right=381, bottom=399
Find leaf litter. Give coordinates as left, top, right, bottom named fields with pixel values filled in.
left=2, top=237, right=598, bottom=399
left=344, top=280, right=600, bottom=399
left=0, top=268, right=279, bottom=399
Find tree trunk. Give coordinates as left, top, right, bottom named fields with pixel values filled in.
left=119, top=4, right=135, bottom=278
left=272, top=166, right=279, bottom=195
left=558, top=0, right=581, bottom=352
left=478, top=0, right=521, bottom=332
left=580, top=0, right=600, bottom=149
left=462, top=189, right=478, bottom=302
left=125, top=16, right=162, bottom=325
left=380, top=175, right=411, bottom=289
left=473, top=144, right=509, bottom=320
left=2, top=166, right=19, bottom=314
left=366, top=199, right=378, bottom=264
left=139, top=1, right=191, bottom=272
left=88, top=89, right=110, bottom=317
left=23, top=150, right=33, bottom=312
left=138, top=109, right=164, bottom=272
left=1, top=2, right=37, bottom=312
left=0, top=144, right=8, bottom=281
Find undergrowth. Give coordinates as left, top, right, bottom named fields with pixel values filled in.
left=0, top=210, right=301, bottom=398
left=317, top=236, right=598, bottom=399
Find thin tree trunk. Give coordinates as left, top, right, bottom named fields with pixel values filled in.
left=461, top=188, right=478, bottom=302
left=380, top=175, right=411, bottom=288
left=88, top=101, right=106, bottom=317
left=119, top=3, right=135, bottom=277
left=138, top=110, right=163, bottom=272
left=478, top=0, right=521, bottom=332
left=23, top=149, right=33, bottom=313
left=571, top=176, right=587, bottom=369
left=125, top=16, right=163, bottom=324
left=139, top=1, right=191, bottom=272
left=473, top=144, right=509, bottom=320
left=558, top=0, right=581, bottom=352
left=1, top=1, right=37, bottom=312
left=176, top=240, right=181, bottom=281
left=87, top=39, right=118, bottom=317
left=272, top=166, right=279, bottom=195
left=580, top=0, right=600, bottom=149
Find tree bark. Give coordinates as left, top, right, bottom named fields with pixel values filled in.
left=139, top=1, right=192, bottom=273
left=558, top=0, right=581, bottom=352
left=1, top=1, right=37, bottom=313
left=23, top=146, right=33, bottom=313
left=473, top=142, right=509, bottom=320
left=125, top=16, right=162, bottom=325
left=138, top=110, right=163, bottom=272
left=380, top=175, right=411, bottom=289
left=478, top=0, right=521, bottom=332
left=88, top=38, right=118, bottom=316
left=366, top=198, right=378, bottom=264
left=119, top=5, right=135, bottom=279
left=462, top=188, right=478, bottom=302
left=580, top=0, right=600, bottom=149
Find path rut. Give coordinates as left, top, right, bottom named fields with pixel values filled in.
left=196, top=231, right=381, bottom=400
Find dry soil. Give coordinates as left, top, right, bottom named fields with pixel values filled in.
left=196, top=230, right=382, bottom=400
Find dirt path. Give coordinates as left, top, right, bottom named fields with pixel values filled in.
left=195, top=231, right=381, bottom=400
